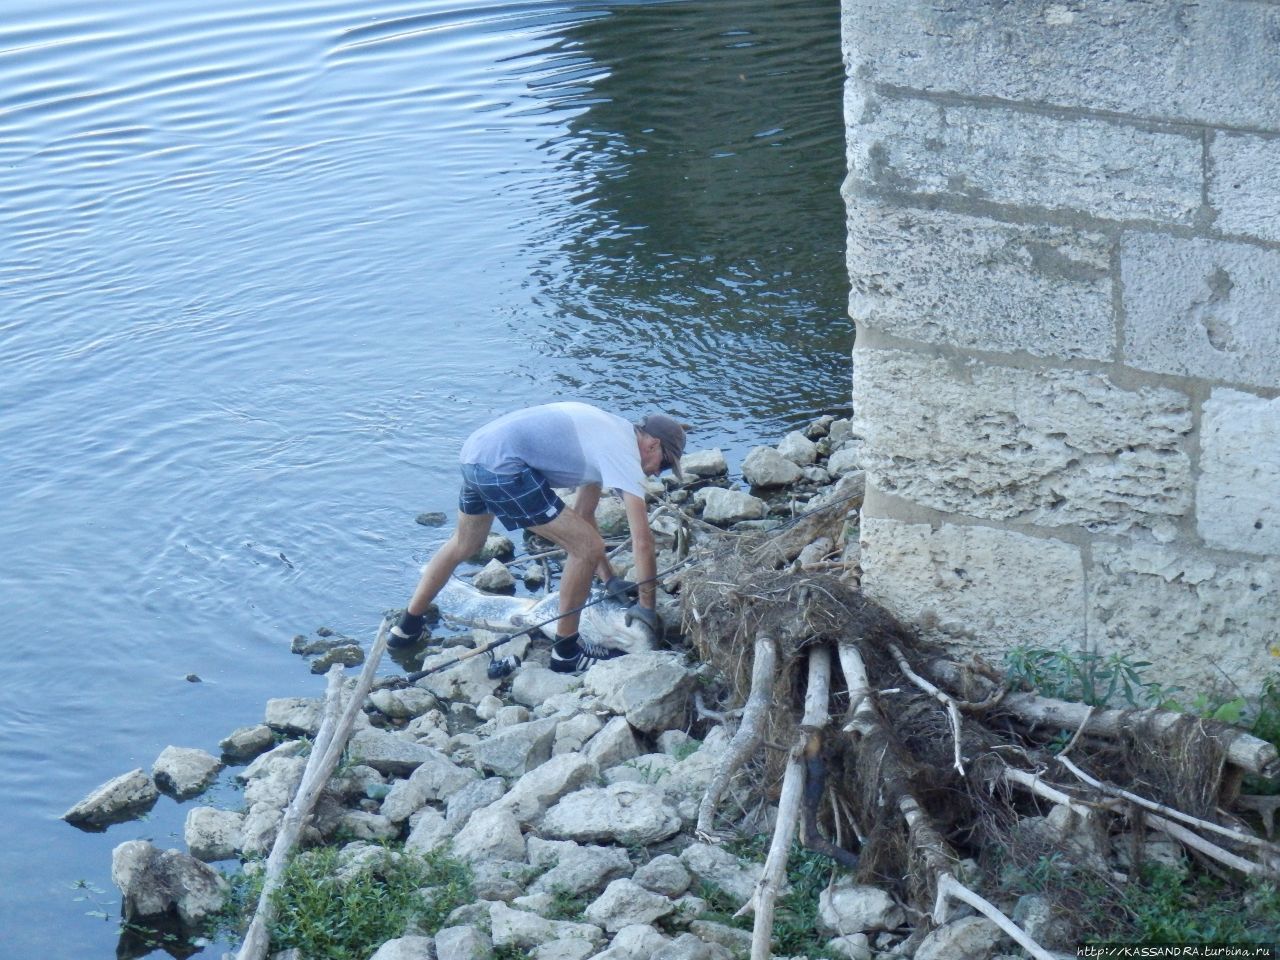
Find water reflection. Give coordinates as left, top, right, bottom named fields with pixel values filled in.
left=509, top=0, right=851, bottom=433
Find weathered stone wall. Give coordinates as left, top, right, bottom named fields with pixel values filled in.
left=842, top=1, right=1280, bottom=694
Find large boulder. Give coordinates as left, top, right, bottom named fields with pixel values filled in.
left=680, top=449, right=728, bottom=478
left=696, top=488, right=766, bottom=525
left=184, top=807, right=244, bottom=862
left=528, top=838, right=633, bottom=898
left=741, top=446, right=803, bottom=488
left=583, top=653, right=696, bottom=734
left=218, top=723, right=274, bottom=761
left=489, top=901, right=604, bottom=952
left=494, top=753, right=599, bottom=826
left=434, top=924, right=492, bottom=960
left=914, top=916, right=1004, bottom=960
left=584, top=716, right=641, bottom=768
left=817, top=880, right=905, bottom=935
left=62, top=768, right=159, bottom=827
left=679, top=844, right=761, bottom=904
left=111, top=840, right=228, bottom=925
left=368, top=935, right=436, bottom=960
left=369, top=685, right=440, bottom=720
left=777, top=431, right=819, bottom=466
left=474, top=558, right=517, bottom=592
left=152, top=746, right=222, bottom=799
left=584, top=878, right=675, bottom=933
left=446, top=776, right=508, bottom=825
left=472, top=716, right=559, bottom=778
left=381, top=748, right=480, bottom=823
left=348, top=727, right=438, bottom=777
left=451, top=807, right=526, bottom=864
left=632, top=854, right=691, bottom=897
left=541, top=782, right=681, bottom=846
left=264, top=696, right=323, bottom=736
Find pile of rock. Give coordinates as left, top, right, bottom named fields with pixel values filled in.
left=66, top=413, right=1037, bottom=959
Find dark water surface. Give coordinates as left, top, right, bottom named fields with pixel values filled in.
left=0, top=1, right=848, bottom=955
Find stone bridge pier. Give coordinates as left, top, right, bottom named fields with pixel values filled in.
left=841, top=1, right=1280, bottom=694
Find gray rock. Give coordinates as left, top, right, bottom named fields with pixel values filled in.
left=471, top=859, right=534, bottom=902
left=310, top=644, right=364, bottom=673
left=348, top=727, right=438, bottom=777
left=264, top=696, right=323, bottom=736
left=688, top=920, right=752, bottom=953
left=510, top=665, right=580, bottom=709
left=237, top=738, right=306, bottom=781
left=826, top=932, right=872, bottom=960
left=697, top=487, right=766, bottom=525
left=242, top=754, right=306, bottom=810
left=368, top=935, right=436, bottom=960
left=494, top=753, right=599, bottom=826
left=584, top=652, right=696, bottom=734
left=679, top=844, right=761, bottom=904
left=797, top=536, right=834, bottom=567
left=382, top=748, right=480, bottom=823
left=489, top=901, right=604, bottom=951
left=532, top=939, right=595, bottom=960
left=239, top=806, right=284, bottom=858
left=62, top=768, right=159, bottom=826
left=914, top=916, right=1003, bottom=960
left=153, top=746, right=222, bottom=799
left=541, top=782, right=681, bottom=846
left=742, top=446, right=803, bottom=488
left=474, top=558, right=516, bottom=592
left=434, top=924, right=493, bottom=960
left=588, top=923, right=673, bottom=959
left=802, top=465, right=832, bottom=484
left=552, top=712, right=605, bottom=755
left=451, top=806, right=526, bottom=864
left=447, top=777, right=507, bottom=825
left=594, top=496, right=630, bottom=538
left=475, top=695, right=504, bottom=721
left=472, top=533, right=515, bottom=562
left=184, top=807, right=244, bottom=862
left=680, top=449, right=728, bottom=478
left=369, top=685, right=440, bottom=720
left=584, top=716, right=641, bottom=768
left=527, top=838, right=633, bottom=898
left=817, top=880, right=904, bottom=935
left=472, top=716, right=559, bottom=778
left=652, top=933, right=734, bottom=960
left=494, top=704, right=530, bottom=727
left=415, top=633, right=531, bottom=706
left=633, top=854, right=691, bottom=897
left=218, top=724, right=275, bottom=761
left=335, top=809, right=397, bottom=842
left=585, top=878, right=674, bottom=933
left=416, top=511, right=448, bottom=527
left=111, top=840, right=228, bottom=926
left=777, top=431, right=819, bottom=466
left=827, top=446, right=863, bottom=476
left=405, top=807, right=452, bottom=855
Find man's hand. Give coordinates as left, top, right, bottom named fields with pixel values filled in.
left=604, top=575, right=639, bottom=602
left=626, top=603, right=660, bottom=636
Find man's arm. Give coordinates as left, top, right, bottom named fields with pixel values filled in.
left=572, top=483, right=614, bottom=582
left=621, top=491, right=656, bottom=608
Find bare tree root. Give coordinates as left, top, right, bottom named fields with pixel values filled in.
left=697, top=637, right=778, bottom=840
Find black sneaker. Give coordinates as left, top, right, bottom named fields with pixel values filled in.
left=486, top=655, right=521, bottom=680
left=387, top=611, right=427, bottom=648
left=549, top=641, right=624, bottom=675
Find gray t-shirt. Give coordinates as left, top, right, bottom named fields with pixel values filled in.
left=459, top=402, right=645, bottom=497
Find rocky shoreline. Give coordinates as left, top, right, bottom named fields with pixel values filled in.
left=61, top=415, right=1009, bottom=960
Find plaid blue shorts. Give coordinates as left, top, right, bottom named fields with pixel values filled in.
left=458, top=463, right=565, bottom=531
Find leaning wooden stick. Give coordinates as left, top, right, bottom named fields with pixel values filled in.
left=237, top=620, right=391, bottom=960
left=888, top=642, right=965, bottom=776
left=696, top=637, right=778, bottom=839
left=739, top=646, right=831, bottom=960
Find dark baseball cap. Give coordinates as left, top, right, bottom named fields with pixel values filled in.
left=637, top=413, right=687, bottom=481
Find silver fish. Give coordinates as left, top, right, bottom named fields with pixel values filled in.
left=434, top=578, right=655, bottom=655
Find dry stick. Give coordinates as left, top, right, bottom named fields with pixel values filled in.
left=1000, top=765, right=1118, bottom=815
left=696, top=637, right=778, bottom=840
left=739, top=646, right=832, bottom=960
left=839, top=644, right=1062, bottom=960
left=237, top=621, right=391, bottom=960
left=1056, top=755, right=1280, bottom=857
left=888, top=642, right=965, bottom=777
left=924, top=659, right=1280, bottom=778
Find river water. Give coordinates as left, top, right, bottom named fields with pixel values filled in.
left=0, top=1, right=848, bottom=955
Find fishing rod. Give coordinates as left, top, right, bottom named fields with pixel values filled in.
left=398, top=484, right=864, bottom=683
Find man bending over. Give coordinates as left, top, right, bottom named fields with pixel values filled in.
left=388, top=401, right=686, bottom=673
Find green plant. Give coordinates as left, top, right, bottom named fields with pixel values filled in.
left=621, top=758, right=671, bottom=784
left=224, top=845, right=472, bottom=960
left=671, top=738, right=703, bottom=762
left=544, top=886, right=590, bottom=922
left=1004, top=647, right=1163, bottom=708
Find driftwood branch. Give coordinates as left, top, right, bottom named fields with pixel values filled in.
left=933, top=873, right=1069, bottom=960
left=924, top=659, right=1280, bottom=778
left=697, top=638, right=778, bottom=840
left=237, top=621, right=391, bottom=960
left=889, top=643, right=965, bottom=776
left=740, top=647, right=832, bottom=960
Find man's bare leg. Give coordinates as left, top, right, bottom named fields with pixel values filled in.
left=527, top=508, right=607, bottom=640
left=390, top=512, right=494, bottom=644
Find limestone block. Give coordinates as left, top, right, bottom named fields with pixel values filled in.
left=862, top=518, right=1085, bottom=657
left=1088, top=541, right=1280, bottom=695
left=1211, top=132, right=1280, bottom=243
left=348, top=727, right=437, bottom=777
left=264, top=697, right=322, bottom=736
left=853, top=350, right=1193, bottom=533
left=913, top=916, right=1003, bottom=960
left=849, top=92, right=1201, bottom=224
left=112, top=840, right=228, bottom=926
left=845, top=199, right=1113, bottom=360
left=817, top=880, right=904, bottom=935
left=218, top=723, right=274, bottom=762
left=494, top=753, right=599, bottom=826
left=1199, top=390, right=1280, bottom=556
left=540, top=782, right=682, bottom=846
left=696, top=487, right=765, bottom=525
left=472, top=716, right=559, bottom=778
left=633, top=854, right=691, bottom=897
left=842, top=0, right=1280, bottom=131
left=527, top=837, right=633, bottom=898
left=680, top=449, right=728, bottom=478
left=184, top=807, right=244, bottom=862
left=451, top=807, right=526, bottom=864
left=489, top=901, right=603, bottom=951
left=584, top=652, right=696, bottom=734
left=585, top=878, right=675, bottom=933
left=368, top=937, right=435, bottom=960
left=1122, top=234, right=1280, bottom=390
left=679, top=843, right=761, bottom=904
left=62, top=768, right=159, bottom=827
left=153, top=746, right=222, bottom=800
left=435, top=925, right=492, bottom=960
left=778, top=430, right=819, bottom=465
